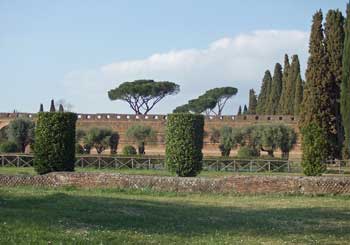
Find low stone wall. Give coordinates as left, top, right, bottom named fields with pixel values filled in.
left=1, top=172, right=350, bottom=195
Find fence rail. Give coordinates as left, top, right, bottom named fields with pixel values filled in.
left=0, top=154, right=349, bottom=174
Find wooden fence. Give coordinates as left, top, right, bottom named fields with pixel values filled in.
left=0, top=154, right=349, bottom=174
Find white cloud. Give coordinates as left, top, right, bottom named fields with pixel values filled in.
left=63, top=30, right=309, bottom=114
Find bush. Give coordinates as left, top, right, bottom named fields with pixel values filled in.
left=165, top=113, right=204, bottom=177
left=7, top=118, right=35, bottom=153
left=301, top=123, right=328, bottom=176
left=0, top=141, right=18, bottom=153
left=125, top=125, right=156, bottom=154
left=122, top=145, right=137, bottom=155
left=237, top=146, right=260, bottom=159
left=34, top=112, right=77, bottom=174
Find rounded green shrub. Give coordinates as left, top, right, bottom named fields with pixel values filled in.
left=34, top=112, right=77, bottom=174
left=237, top=146, right=259, bottom=159
left=122, top=145, right=137, bottom=155
left=0, top=141, right=18, bottom=153
left=165, top=113, right=204, bottom=177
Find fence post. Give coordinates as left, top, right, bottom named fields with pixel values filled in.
left=17, top=156, right=20, bottom=167
left=233, top=160, right=236, bottom=172
left=132, top=158, right=134, bottom=169
left=1, top=155, right=4, bottom=167
left=287, top=161, right=290, bottom=173
left=268, top=161, right=271, bottom=172
left=148, top=158, right=151, bottom=169
left=250, top=161, right=253, bottom=172
left=98, top=156, right=101, bottom=169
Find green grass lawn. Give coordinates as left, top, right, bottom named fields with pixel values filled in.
left=0, top=186, right=349, bottom=244
left=0, top=166, right=306, bottom=177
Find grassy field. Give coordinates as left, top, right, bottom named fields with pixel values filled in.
left=0, top=166, right=305, bottom=177
left=0, top=186, right=349, bottom=244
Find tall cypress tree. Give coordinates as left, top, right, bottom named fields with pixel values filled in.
left=284, top=55, right=301, bottom=115
left=237, top=105, right=242, bottom=115
left=278, top=54, right=290, bottom=114
left=300, top=10, right=338, bottom=163
left=49, top=100, right=56, bottom=112
left=248, top=89, right=258, bottom=114
left=256, top=70, right=272, bottom=114
left=266, top=63, right=283, bottom=115
left=243, top=105, right=248, bottom=115
left=293, top=73, right=303, bottom=115
left=341, top=4, right=350, bottom=159
left=325, top=9, right=345, bottom=158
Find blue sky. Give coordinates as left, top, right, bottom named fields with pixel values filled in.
left=0, top=0, right=347, bottom=114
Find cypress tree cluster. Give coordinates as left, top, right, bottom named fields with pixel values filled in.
left=255, top=55, right=304, bottom=115
left=341, top=4, right=350, bottom=159
left=300, top=10, right=341, bottom=167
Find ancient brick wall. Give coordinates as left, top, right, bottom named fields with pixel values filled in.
left=0, top=113, right=301, bottom=159
left=0, top=172, right=349, bottom=195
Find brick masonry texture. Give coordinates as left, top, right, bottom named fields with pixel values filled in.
left=1, top=172, right=350, bottom=195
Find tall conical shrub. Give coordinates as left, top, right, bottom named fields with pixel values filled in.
left=50, top=100, right=56, bottom=112
left=256, top=70, right=272, bottom=114
left=300, top=10, right=338, bottom=174
left=325, top=9, right=345, bottom=159
left=248, top=89, right=257, bottom=114
left=278, top=54, right=290, bottom=114
left=266, top=63, right=283, bottom=115
left=341, top=4, right=350, bottom=159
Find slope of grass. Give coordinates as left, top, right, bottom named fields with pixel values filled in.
left=0, top=186, right=349, bottom=244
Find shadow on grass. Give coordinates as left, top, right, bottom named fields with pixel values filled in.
left=0, top=190, right=350, bottom=239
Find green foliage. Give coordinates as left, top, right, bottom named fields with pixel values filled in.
left=237, top=146, right=260, bottom=159
left=256, top=70, right=272, bottom=114
left=293, top=75, right=304, bottom=115
left=341, top=4, right=350, bottom=159
left=266, top=63, right=283, bottom=115
left=218, top=126, right=234, bottom=156
left=83, top=128, right=114, bottom=154
left=109, top=133, right=120, bottom=154
left=301, top=123, right=328, bottom=176
left=278, top=54, right=290, bottom=114
left=174, top=87, right=238, bottom=115
left=165, top=113, right=204, bottom=177
left=248, top=89, right=257, bottom=114
left=34, top=112, right=77, bottom=174
left=237, top=105, right=242, bottom=115
left=108, top=80, right=180, bottom=115
left=122, top=145, right=137, bottom=155
left=49, top=99, right=56, bottom=112
left=300, top=10, right=340, bottom=160
left=6, top=118, right=35, bottom=153
left=125, top=125, right=156, bottom=154
left=243, top=105, right=248, bottom=114
left=0, top=141, right=19, bottom=153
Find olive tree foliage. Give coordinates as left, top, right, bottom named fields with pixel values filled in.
left=211, top=124, right=296, bottom=159
left=7, top=118, right=35, bottom=153
left=108, top=80, right=180, bottom=115
left=174, top=87, right=238, bottom=115
left=125, top=125, right=156, bottom=154
left=83, top=128, right=116, bottom=154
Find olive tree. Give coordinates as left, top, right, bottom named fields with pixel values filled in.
left=7, top=118, right=35, bottom=153
left=108, top=80, right=180, bottom=115
left=125, top=125, right=156, bottom=154
left=83, top=128, right=116, bottom=154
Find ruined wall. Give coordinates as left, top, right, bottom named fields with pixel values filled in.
left=0, top=172, right=349, bottom=195
left=0, top=113, right=301, bottom=159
